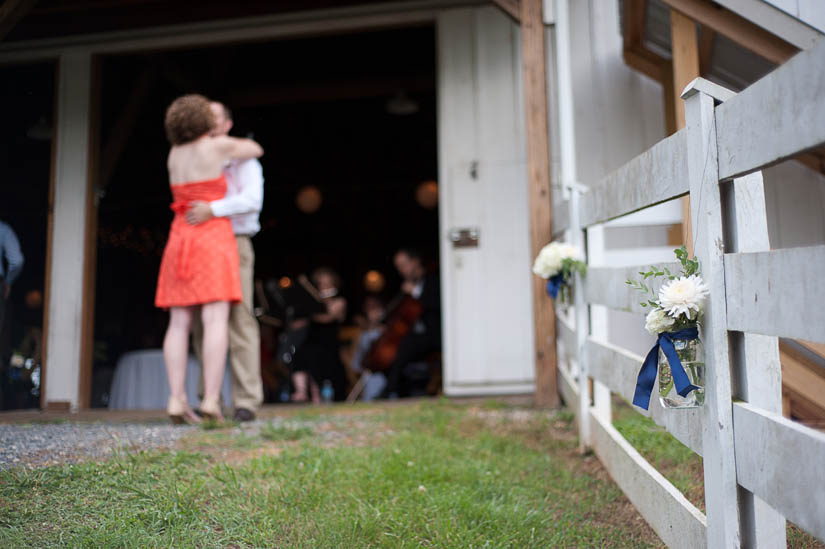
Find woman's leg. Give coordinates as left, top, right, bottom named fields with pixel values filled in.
left=291, top=371, right=308, bottom=401
left=201, top=300, right=230, bottom=407
left=164, top=306, right=200, bottom=423
left=309, top=379, right=321, bottom=404
left=163, top=306, right=194, bottom=401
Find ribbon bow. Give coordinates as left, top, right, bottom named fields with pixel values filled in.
left=545, top=273, right=565, bottom=299
left=633, top=327, right=699, bottom=410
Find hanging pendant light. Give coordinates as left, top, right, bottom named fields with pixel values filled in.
left=295, top=185, right=322, bottom=214
left=415, top=180, right=439, bottom=209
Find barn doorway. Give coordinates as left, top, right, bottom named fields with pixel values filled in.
left=0, top=61, right=54, bottom=410
left=92, top=25, right=441, bottom=406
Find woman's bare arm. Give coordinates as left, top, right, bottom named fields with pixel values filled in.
left=213, top=135, right=264, bottom=161
left=312, top=298, right=347, bottom=324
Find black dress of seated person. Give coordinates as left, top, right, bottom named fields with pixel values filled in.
left=383, top=272, right=442, bottom=398
left=291, top=318, right=348, bottom=401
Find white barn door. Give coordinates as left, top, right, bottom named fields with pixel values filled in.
left=437, top=7, right=535, bottom=396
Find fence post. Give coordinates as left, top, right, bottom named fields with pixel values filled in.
left=681, top=77, right=741, bottom=548
left=568, top=184, right=591, bottom=452
left=727, top=171, right=788, bottom=548
left=586, top=224, right=611, bottom=423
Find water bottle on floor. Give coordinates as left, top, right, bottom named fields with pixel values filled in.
left=321, top=380, right=334, bottom=404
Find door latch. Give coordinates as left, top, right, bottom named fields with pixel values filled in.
left=449, top=227, right=480, bottom=248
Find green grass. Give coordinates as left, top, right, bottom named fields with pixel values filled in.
left=611, top=399, right=704, bottom=510
left=259, top=422, right=313, bottom=442
left=0, top=401, right=659, bottom=548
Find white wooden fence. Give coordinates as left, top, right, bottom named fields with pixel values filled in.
left=551, top=37, right=825, bottom=548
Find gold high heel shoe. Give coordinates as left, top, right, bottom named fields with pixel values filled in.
left=198, top=397, right=224, bottom=422
left=167, top=396, right=200, bottom=425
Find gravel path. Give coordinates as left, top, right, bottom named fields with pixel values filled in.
left=0, top=422, right=198, bottom=470
left=0, top=412, right=393, bottom=471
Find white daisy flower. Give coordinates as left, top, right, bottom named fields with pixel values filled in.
left=658, top=275, right=710, bottom=320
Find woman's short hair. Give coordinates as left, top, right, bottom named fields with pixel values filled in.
left=164, top=94, right=215, bottom=145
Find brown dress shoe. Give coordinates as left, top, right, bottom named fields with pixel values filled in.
left=233, top=408, right=255, bottom=422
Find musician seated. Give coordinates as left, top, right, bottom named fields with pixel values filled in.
left=381, top=248, right=441, bottom=399
left=290, top=268, right=348, bottom=403
left=351, top=296, right=388, bottom=401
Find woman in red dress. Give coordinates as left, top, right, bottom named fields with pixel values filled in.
left=156, top=94, right=263, bottom=423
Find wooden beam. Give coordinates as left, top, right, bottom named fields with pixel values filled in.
left=520, top=0, right=557, bottom=407
left=670, top=11, right=699, bottom=129
left=795, top=148, right=825, bottom=176
left=0, top=0, right=38, bottom=41
left=660, top=0, right=798, bottom=64
left=670, top=9, right=699, bottom=257
left=491, top=0, right=520, bottom=23
left=622, top=0, right=647, bottom=51
left=779, top=343, right=825, bottom=422
left=40, top=60, right=59, bottom=409
left=78, top=56, right=102, bottom=409
left=698, top=26, right=714, bottom=76
left=798, top=339, right=825, bottom=358
left=622, top=0, right=664, bottom=82
left=662, top=60, right=677, bottom=135
left=622, top=44, right=666, bottom=83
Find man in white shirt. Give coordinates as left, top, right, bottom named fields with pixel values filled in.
left=186, top=101, right=263, bottom=421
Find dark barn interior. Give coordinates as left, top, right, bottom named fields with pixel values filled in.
left=91, top=25, right=440, bottom=405
left=0, top=62, right=54, bottom=409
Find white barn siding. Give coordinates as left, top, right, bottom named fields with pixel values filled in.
left=763, top=161, right=825, bottom=249
left=437, top=7, right=536, bottom=396
left=562, top=0, right=671, bottom=358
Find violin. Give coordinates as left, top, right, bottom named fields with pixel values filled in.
left=363, top=288, right=424, bottom=372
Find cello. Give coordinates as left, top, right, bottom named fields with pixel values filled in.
left=362, top=291, right=423, bottom=372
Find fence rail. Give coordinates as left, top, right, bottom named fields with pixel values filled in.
left=724, top=245, right=825, bottom=342
left=732, top=402, right=825, bottom=540
left=715, top=41, right=825, bottom=181
left=589, top=411, right=707, bottom=549
left=579, top=130, right=689, bottom=228
left=554, top=36, right=825, bottom=548
left=585, top=338, right=704, bottom=454
left=583, top=263, right=680, bottom=314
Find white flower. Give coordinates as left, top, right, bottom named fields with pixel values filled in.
left=532, top=243, right=563, bottom=278
left=658, top=275, right=710, bottom=320
left=557, top=243, right=584, bottom=262
left=533, top=242, right=583, bottom=278
left=644, top=308, right=676, bottom=335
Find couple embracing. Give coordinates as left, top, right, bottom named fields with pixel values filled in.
left=155, top=94, right=264, bottom=424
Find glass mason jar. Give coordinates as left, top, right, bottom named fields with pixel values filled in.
left=658, top=326, right=705, bottom=409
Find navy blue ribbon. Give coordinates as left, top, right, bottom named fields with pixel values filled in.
left=633, top=326, right=700, bottom=410
left=546, top=273, right=564, bottom=299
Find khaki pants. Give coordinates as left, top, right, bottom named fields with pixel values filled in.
left=193, top=236, right=263, bottom=411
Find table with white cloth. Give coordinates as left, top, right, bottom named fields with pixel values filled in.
left=108, top=349, right=232, bottom=410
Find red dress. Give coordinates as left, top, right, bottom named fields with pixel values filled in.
left=155, top=175, right=242, bottom=308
